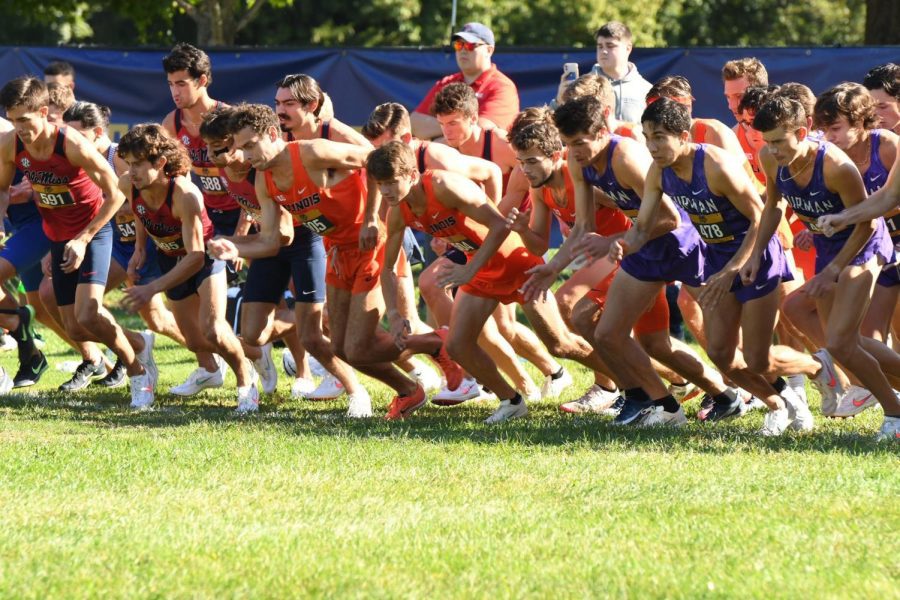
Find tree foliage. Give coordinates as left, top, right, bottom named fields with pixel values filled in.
left=0, top=0, right=892, bottom=47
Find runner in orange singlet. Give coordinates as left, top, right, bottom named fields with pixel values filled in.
left=371, top=141, right=613, bottom=424
left=211, top=104, right=462, bottom=420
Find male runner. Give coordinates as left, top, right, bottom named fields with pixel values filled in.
left=640, top=98, right=821, bottom=435
left=0, top=76, right=156, bottom=407
left=750, top=96, right=900, bottom=442
left=862, top=63, right=899, bottom=134
left=211, top=104, right=462, bottom=419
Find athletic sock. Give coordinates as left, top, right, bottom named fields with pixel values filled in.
left=550, top=367, right=565, bottom=380
left=771, top=377, right=787, bottom=394
left=624, top=387, right=651, bottom=404
left=509, top=392, right=523, bottom=405
left=713, top=390, right=736, bottom=404
left=599, top=385, right=617, bottom=393
left=653, top=394, right=680, bottom=412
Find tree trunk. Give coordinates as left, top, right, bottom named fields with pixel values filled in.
left=865, top=0, right=900, bottom=44
left=189, top=0, right=270, bottom=46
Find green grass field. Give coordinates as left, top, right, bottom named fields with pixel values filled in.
left=0, top=301, right=898, bottom=599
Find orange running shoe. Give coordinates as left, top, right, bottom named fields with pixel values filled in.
left=431, top=327, right=463, bottom=391
left=384, top=384, right=427, bottom=420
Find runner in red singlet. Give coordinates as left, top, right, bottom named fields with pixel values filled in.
left=0, top=76, right=156, bottom=407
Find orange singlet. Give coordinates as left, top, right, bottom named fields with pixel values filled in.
left=264, top=141, right=383, bottom=293
left=399, top=171, right=542, bottom=304
left=540, top=153, right=631, bottom=238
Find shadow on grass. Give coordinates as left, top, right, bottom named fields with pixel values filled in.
left=2, top=389, right=897, bottom=457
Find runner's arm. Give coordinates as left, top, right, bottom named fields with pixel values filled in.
left=146, top=182, right=207, bottom=292
left=65, top=130, right=126, bottom=241
left=427, top=144, right=503, bottom=203
left=380, top=206, right=407, bottom=320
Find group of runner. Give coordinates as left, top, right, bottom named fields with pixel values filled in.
left=1, top=44, right=898, bottom=440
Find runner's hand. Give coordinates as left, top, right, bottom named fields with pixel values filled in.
left=697, top=267, right=735, bottom=311
left=793, top=229, right=814, bottom=250
left=359, top=218, right=379, bottom=250
left=206, top=238, right=239, bottom=261
left=521, top=262, right=558, bottom=303
left=123, top=284, right=154, bottom=312
left=505, top=207, right=531, bottom=233
left=127, top=246, right=146, bottom=281
left=387, top=310, right=411, bottom=351
left=608, top=239, right=628, bottom=263
left=573, top=233, right=612, bottom=263
left=436, top=261, right=474, bottom=289
left=739, top=255, right=760, bottom=286
left=816, top=214, right=845, bottom=238
left=61, top=237, right=87, bottom=273
left=804, top=265, right=839, bottom=299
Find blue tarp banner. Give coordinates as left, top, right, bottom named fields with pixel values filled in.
left=1, top=46, right=898, bottom=139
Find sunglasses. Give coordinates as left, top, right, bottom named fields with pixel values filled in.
left=453, top=39, right=485, bottom=52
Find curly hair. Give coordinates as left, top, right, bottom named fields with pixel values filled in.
left=774, top=83, right=816, bottom=120
left=431, top=82, right=478, bottom=119
left=162, top=43, right=212, bottom=85
left=0, top=77, right=48, bottom=112
left=553, top=95, right=608, bottom=138
left=199, top=105, right=237, bottom=142
left=47, top=82, right=75, bottom=112
left=362, top=102, right=410, bottom=141
left=227, top=103, right=279, bottom=136
left=721, top=57, right=768, bottom=86
left=753, top=96, right=806, bottom=134
left=117, top=123, right=191, bottom=177
left=366, top=140, right=417, bottom=181
left=509, top=107, right=562, bottom=157
left=640, top=97, right=691, bottom=135
left=814, top=82, right=878, bottom=130
left=738, top=85, right=779, bottom=115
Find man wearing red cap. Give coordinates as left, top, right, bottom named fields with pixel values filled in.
left=411, top=22, right=520, bottom=140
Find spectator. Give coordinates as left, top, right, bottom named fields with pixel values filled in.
left=556, top=22, right=651, bottom=123
left=411, top=22, right=519, bottom=139
left=863, top=63, right=900, bottom=133
left=43, top=60, right=75, bottom=91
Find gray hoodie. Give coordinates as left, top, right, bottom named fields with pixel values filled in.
left=590, top=62, right=652, bottom=123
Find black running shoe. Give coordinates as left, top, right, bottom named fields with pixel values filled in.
left=59, top=360, right=107, bottom=392
left=13, top=350, right=48, bottom=388
left=94, top=359, right=127, bottom=388
left=613, top=397, right=654, bottom=425
left=602, top=395, right=626, bottom=417
left=703, top=392, right=746, bottom=422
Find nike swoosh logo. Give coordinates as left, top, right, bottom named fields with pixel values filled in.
left=692, top=189, right=704, bottom=195
left=432, top=212, right=441, bottom=219
left=852, top=393, right=873, bottom=407
left=297, top=186, right=308, bottom=196
left=300, top=289, right=317, bottom=295
left=810, top=191, right=822, bottom=197
left=868, top=175, right=881, bottom=182
left=195, top=376, right=211, bottom=385
left=755, top=283, right=768, bottom=290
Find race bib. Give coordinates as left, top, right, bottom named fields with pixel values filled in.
left=192, top=166, right=226, bottom=195
left=299, top=209, right=335, bottom=235
left=33, top=183, right=75, bottom=209
left=689, top=212, right=735, bottom=244
left=151, top=232, right=184, bottom=254
left=445, top=234, right=479, bottom=253
left=115, top=213, right=137, bottom=242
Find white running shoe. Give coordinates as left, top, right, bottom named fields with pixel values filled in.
left=0, top=366, right=14, bottom=394
left=253, top=343, right=278, bottom=394
left=875, top=414, right=900, bottom=442
left=281, top=348, right=297, bottom=377
left=290, top=377, right=317, bottom=399
left=637, top=405, right=688, bottom=427
left=540, top=367, right=573, bottom=400
left=137, top=330, right=158, bottom=388
left=484, top=399, right=528, bottom=424
left=812, top=349, right=844, bottom=416
left=759, top=407, right=792, bottom=436
left=408, top=359, right=443, bottom=392
left=129, top=372, right=154, bottom=410
left=169, top=365, right=225, bottom=396
left=559, top=385, right=620, bottom=414
left=431, top=376, right=481, bottom=406
left=783, top=386, right=814, bottom=432
left=667, top=382, right=701, bottom=404
left=832, top=385, right=878, bottom=418
left=521, top=385, right=542, bottom=403
left=346, top=390, right=373, bottom=418
left=307, top=372, right=345, bottom=400
left=236, top=385, right=260, bottom=414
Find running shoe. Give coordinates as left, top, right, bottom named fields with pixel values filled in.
left=431, top=327, right=463, bottom=392
left=95, top=359, right=127, bottom=388
left=432, top=376, right=481, bottom=406
left=811, top=349, right=844, bottom=416
left=484, top=399, right=528, bottom=424
left=170, top=366, right=225, bottom=396
left=831, top=385, right=877, bottom=418
left=613, top=397, right=654, bottom=425
left=559, top=385, right=620, bottom=414
left=307, top=372, right=345, bottom=400
left=346, top=390, right=373, bottom=418
left=59, top=359, right=107, bottom=392
left=540, top=367, right=573, bottom=399
left=385, top=385, right=427, bottom=420
left=636, top=405, right=688, bottom=427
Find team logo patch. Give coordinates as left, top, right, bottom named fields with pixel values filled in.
left=135, top=204, right=146, bottom=215
left=20, top=158, right=30, bottom=168
left=182, top=135, right=191, bottom=146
